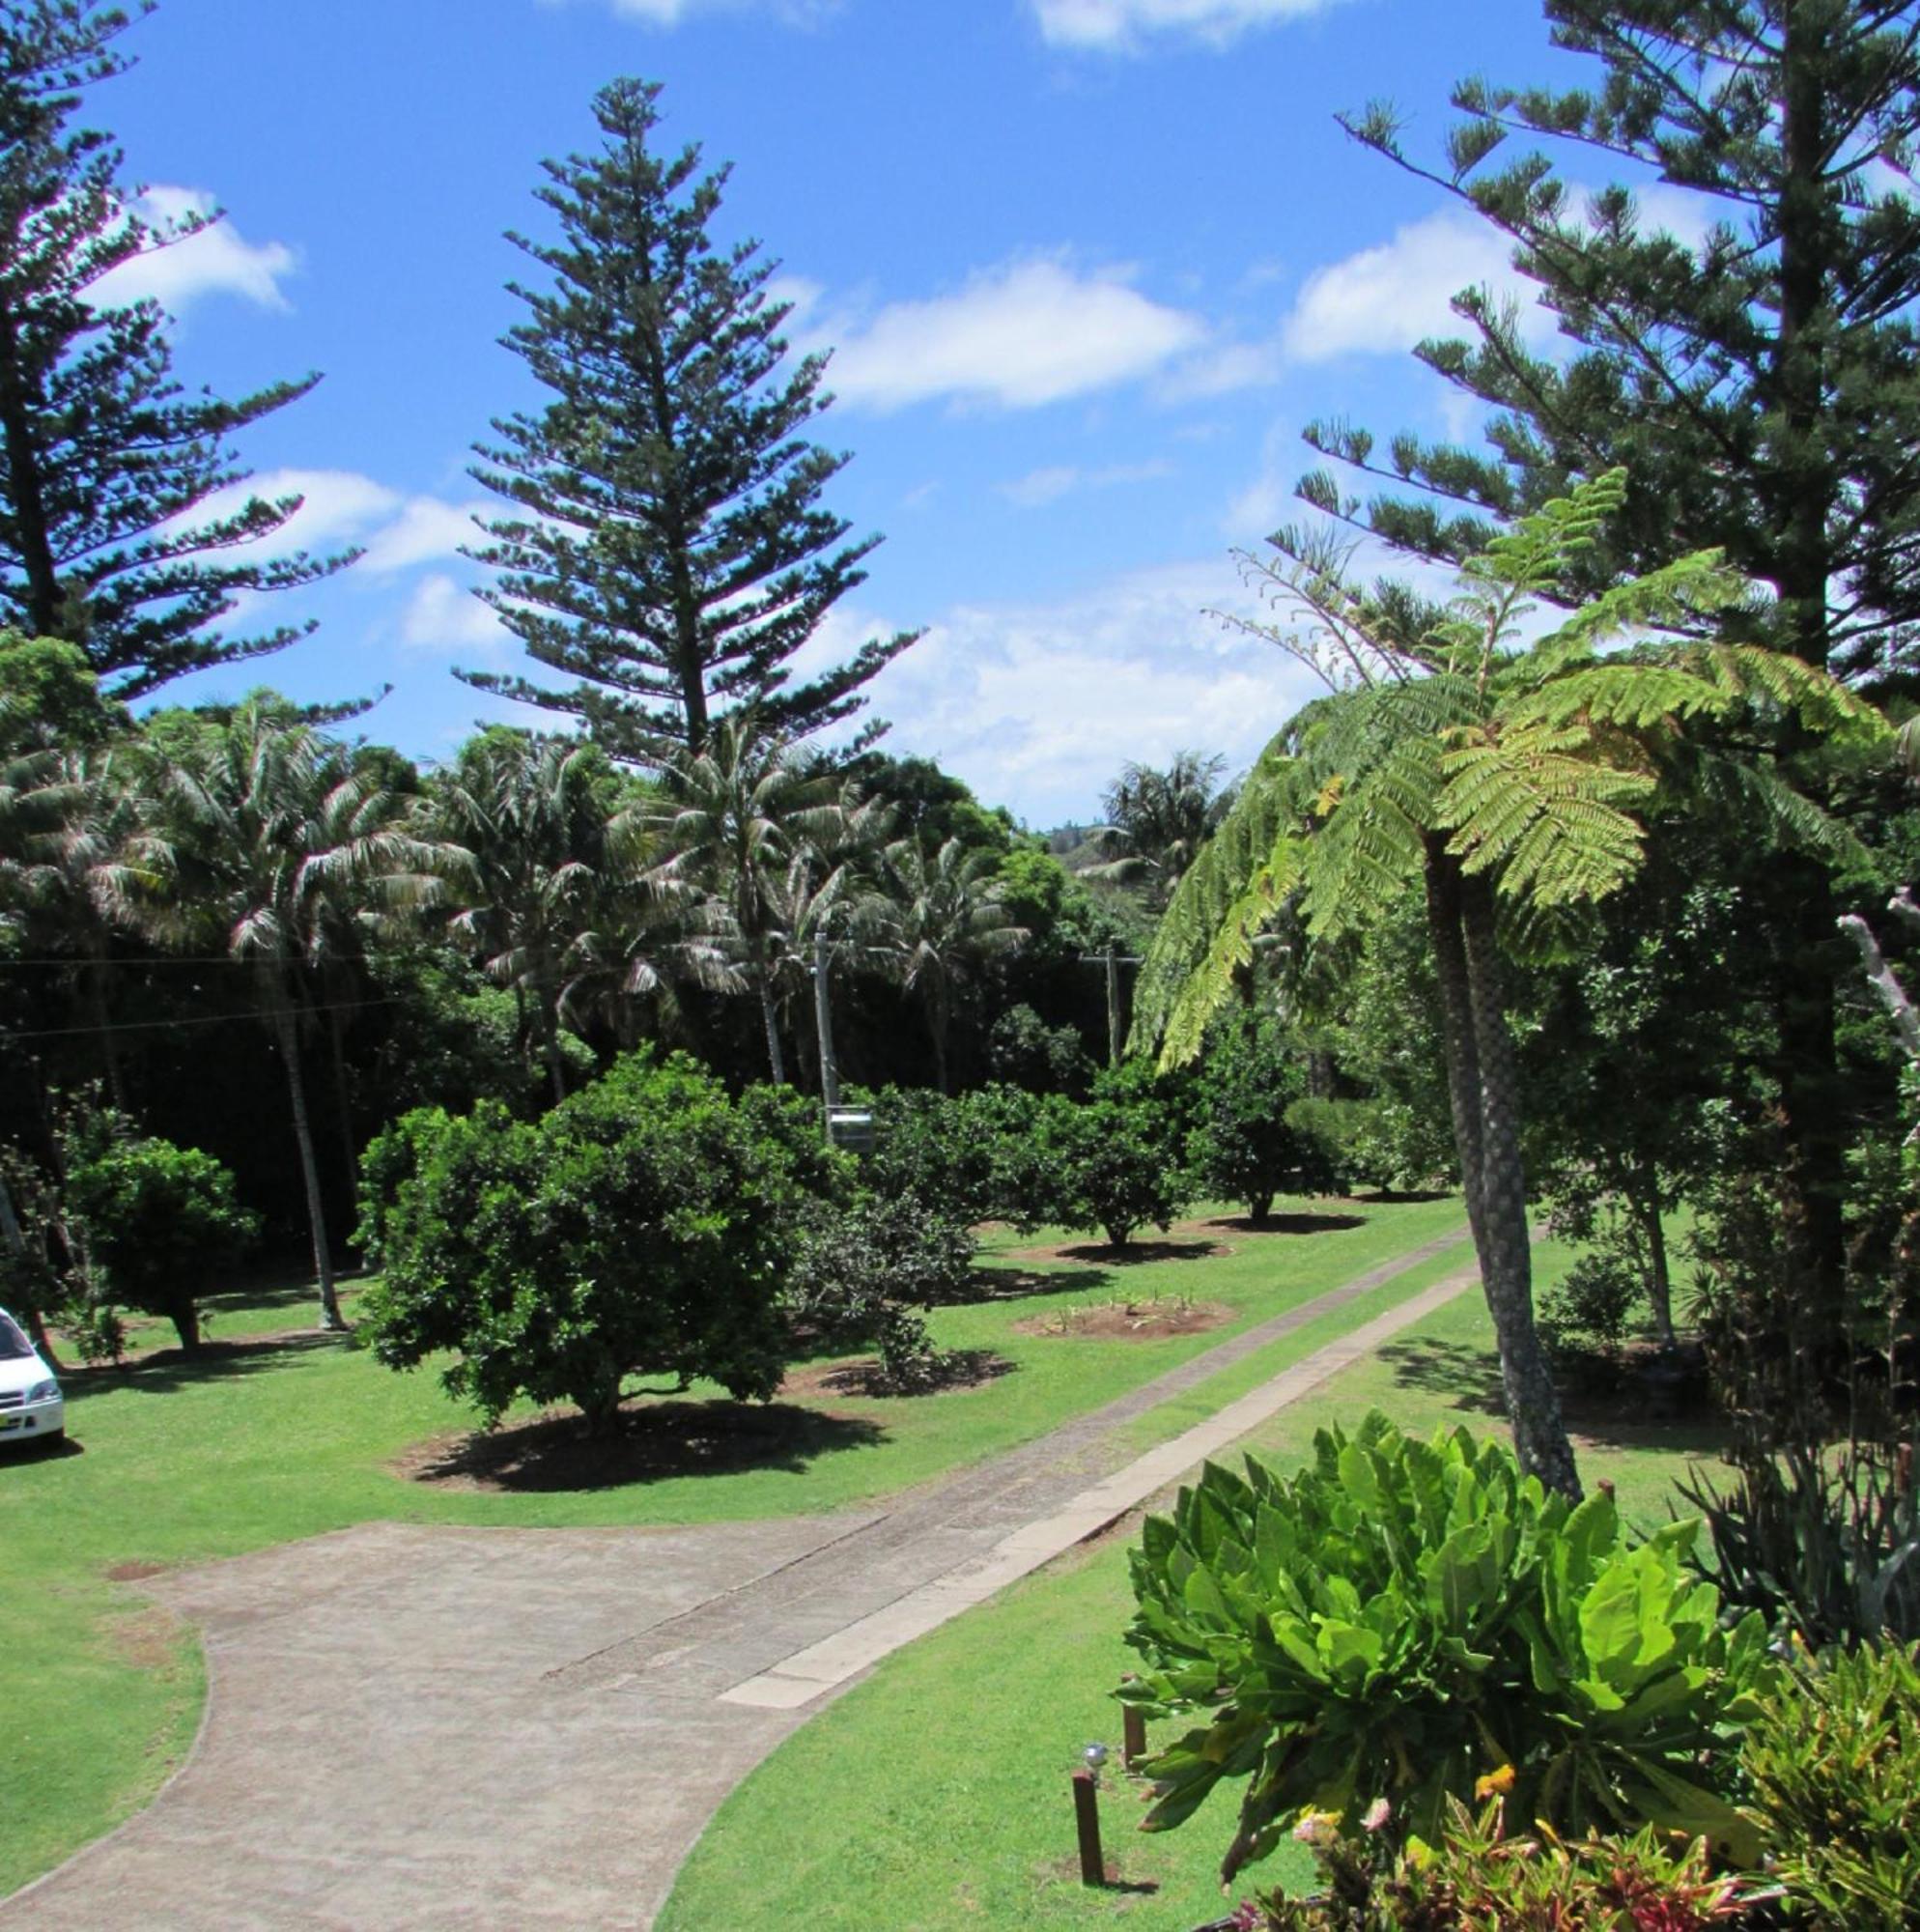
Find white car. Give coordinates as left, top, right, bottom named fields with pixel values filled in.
left=0, top=1308, right=63, bottom=1446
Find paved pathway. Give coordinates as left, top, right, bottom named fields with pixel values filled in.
left=2, top=1229, right=1473, bottom=1932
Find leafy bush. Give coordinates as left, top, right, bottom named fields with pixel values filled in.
left=986, top=1003, right=1094, bottom=1097
left=62, top=1121, right=260, bottom=1351
left=1537, top=1246, right=1642, bottom=1365
left=1121, top=1412, right=1774, bottom=1885
left=1284, top=1097, right=1380, bottom=1197
left=1241, top=1797, right=1761, bottom=1929
left=1011, top=1064, right=1191, bottom=1248
left=358, top=1050, right=839, bottom=1434
left=1680, top=1441, right=1920, bottom=1650
left=862, top=1084, right=1039, bottom=1227
left=1189, top=1012, right=1312, bottom=1220
left=784, top=1195, right=978, bottom=1392
left=1738, top=1641, right=1920, bottom=1930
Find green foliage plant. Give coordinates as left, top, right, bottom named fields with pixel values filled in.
left=1738, top=1641, right=1920, bottom=1931
left=62, top=1116, right=260, bottom=1353
left=1190, top=1010, right=1310, bottom=1221
left=1019, top=1076, right=1191, bottom=1250
left=357, top=1050, right=837, bottom=1435
left=784, top=1194, right=978, bottom=1393
left=1680, top=1441, right=1920, bottom=1652
left=1121, top=1411, right=1774, bottom=1887
left=861, top=1083, right=1040, bottom=1229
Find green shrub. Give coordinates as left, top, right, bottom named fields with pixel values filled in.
left=63, top=1122, right=260, bottom=1352
left=1015, top=1070, right=1191, bottom=1248
left=1680, top=1440, right=1920, bottom=1650
left=784, top=1195, right=978, bottom=1392
left=862, top=1084, right=1038, bottom=1227
left=1738, top=1640, right=1920, bottom=1930
left=357, top=1050, right=839, bottom=1435
left=1189, top=1012, right=1312, bottom=1221
left=1536, top=1247, right=1642, bottom=1364
left=1121, top=1412, right=1774, bottom=1886
left=1243, top=1797, right=1763, bottom=1929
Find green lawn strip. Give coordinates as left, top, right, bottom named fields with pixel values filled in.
left=660, top=1249, right=1725, bottom=1932
left=0, top=1196, right=1462, bottom=1899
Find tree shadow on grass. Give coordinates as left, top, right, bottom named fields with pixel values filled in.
left=1046, top=1238, right=1226, bottom=1266
left=1378, top=1337, right=1730, bottom=1456
left=60, top=1331, right=352, bottom=1403
left=1198, top=1212, right=1369, bottom=1236
left=398, top=1400, right=888, bottom=1494
left=968, top=1265, right=1111, bottom=1301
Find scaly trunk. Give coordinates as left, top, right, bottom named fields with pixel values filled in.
left=268, top=988, right=344, bottom=1332
left=1458, top=873, right=1580, bottom=1500
left=755, top=948, right=786, bottom=1086
left=1423, top=841, right=1489, bottom=1251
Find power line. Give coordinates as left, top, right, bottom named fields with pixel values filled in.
left=0, top=995, right=406, bottom=1044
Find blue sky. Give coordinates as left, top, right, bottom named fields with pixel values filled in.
left=95, top=0, right=1602, bottom=824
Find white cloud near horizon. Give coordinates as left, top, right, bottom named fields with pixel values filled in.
left=1034, top=0, right=1348, bottom=49
left=361, top=497, right=493, bottom=574
left=91, top=186, right=298, bottom=315
left=823, top=560, right=1319, bottom=825
left=805, top=258, right=1206, bottom=412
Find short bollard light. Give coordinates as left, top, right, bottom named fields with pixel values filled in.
left=1071, top=1744, right=1108, bottom=1886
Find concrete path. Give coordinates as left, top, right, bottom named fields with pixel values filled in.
left=2, top=1229, right=1473, bottom=1932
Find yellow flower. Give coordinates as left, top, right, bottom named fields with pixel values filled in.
left=1474, top=1765, right=1516, bottom=1801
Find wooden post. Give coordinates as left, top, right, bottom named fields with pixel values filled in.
left=1119, top=1675, right=1146, bottom=1768
left=1071, top=1769, right=1104, bottom=1886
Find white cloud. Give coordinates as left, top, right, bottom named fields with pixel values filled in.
left=1281, top=209, right=1544, bottom=364
left=837, top=560, right=1322, bottom=825
left=1034, top=0, right=1349, bottom=51
left=999, top=460, right=1172, bottom=507
left=401, top=574, right=511, bottom=661
left=184, top=469, right=401, bottom=561
left=813, top=258, right=1206, bottom=412
left=91, top=186, right=297, bottom=315
left=361, top=498, right=492, bottom=574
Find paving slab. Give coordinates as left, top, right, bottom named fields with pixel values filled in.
left=1, top=1226, right=1472, bottom=1931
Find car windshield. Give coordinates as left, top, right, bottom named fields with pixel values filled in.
left=0, top=1313, right=33, bottom=1360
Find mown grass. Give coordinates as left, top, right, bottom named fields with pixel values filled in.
left=0, top=1194, right=1463, bottom=1899
left=660, top=1242, right=1731, bottom=1932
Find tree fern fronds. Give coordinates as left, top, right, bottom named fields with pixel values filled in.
left=1130, top=742, right=1309, bottom=1050
left=1673, top=745, right=1874, bottom=871
left=1158, top=833, right=1308, bottom=1068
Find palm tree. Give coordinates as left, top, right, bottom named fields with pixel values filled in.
left=1087, top=751, right=1234, bottom=905
left=426, top=730, right=626, bottom=1103
left=638, top=717, right=847, bottom=1084
left=133, top=700, right=457, bottom=1331
left=1136, top=471, right=1884, bottom=1497
left=0, top=744, right=147, bottom=1109
left=879, top=836, right=1027, bottom=1094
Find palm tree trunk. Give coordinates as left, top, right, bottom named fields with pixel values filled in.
left=1457, top=874, right=1580, bottom=1500
left=327, top=1002, right=358, bottom=1212
left=536, top=965, right=569, bottom=1105
left=85, top=943, right=127, bottom=1114
left=813, top=929, right=841, bottom=1113
left=268, top=992, right=344, bottom=1333
left=758, top=976, right=786, bottom=1085
left=929, top=982, right=950, bottom=1095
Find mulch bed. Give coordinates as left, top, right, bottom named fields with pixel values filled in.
left=1011, top=1299, right=1230, bottom=1342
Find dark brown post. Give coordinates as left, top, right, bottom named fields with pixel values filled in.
left=1071, top=1770, right=1104, bottom=1886
left=1120, top=1681, right=1146, bottom=1769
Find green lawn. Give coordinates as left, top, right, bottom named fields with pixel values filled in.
left=660, top=1243, right=1730, bottom=1932
left=0, top=1195, right=1463, bottom=1899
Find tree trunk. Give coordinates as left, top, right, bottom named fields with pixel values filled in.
left=1634, top=1180, right=1677, bottom=1352
left=327, top=1001, right=358, bottom=1215
left=1457, top=874, right=1580, bottom=1499
left=929, top=984, right=950, bottom=1096
left=169, top=1298, right=202, bottom=1354
left=536, top=966, right=569, bottom=1105
left=86, top=946, right=126, bottom=1113
left=1423, top=841, right=1489, bottom=1251
left=269, top=993, right=344, bottom=1332
left=1250, top=1192, right=1274, bottom=1225
left=757, top=966, right=786, bottom=1086
left=813, top=928, right=840, bottom=1114
left=0, top=287, right=67, bottom=639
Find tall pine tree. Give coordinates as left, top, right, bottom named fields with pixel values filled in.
left=0, top=1, right=351, bottom=696
left=463, top=77, right=918, bottom=763
left=1298, top=0, right=1920, bottom=1300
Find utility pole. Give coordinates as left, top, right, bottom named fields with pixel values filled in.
left=812, top=926, right=841, bottom=1116
left=1079, top=943, right=1143, bottom=1067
